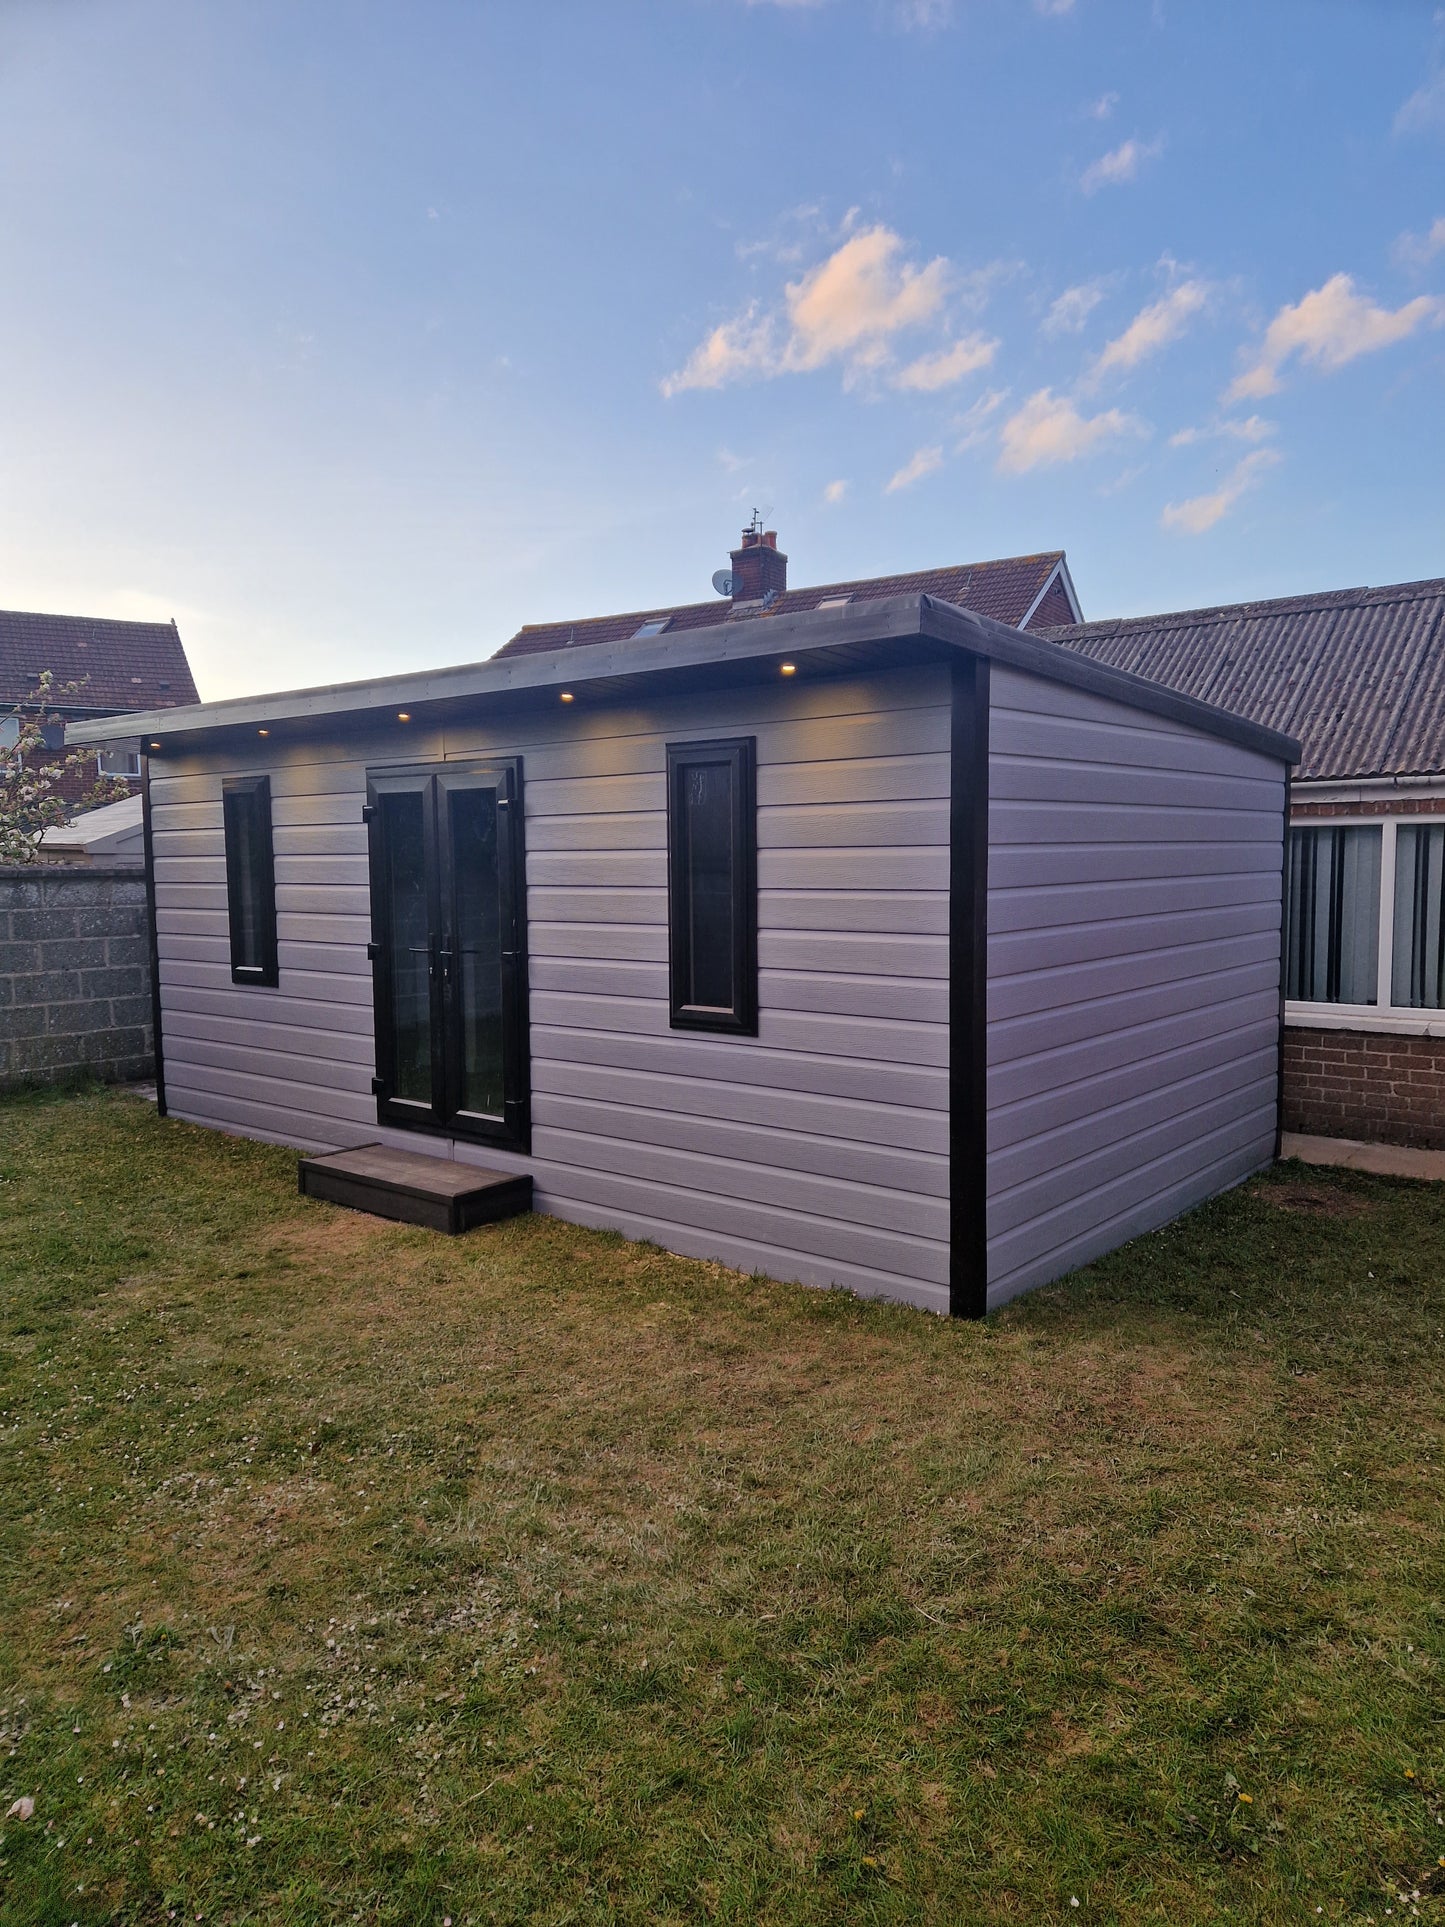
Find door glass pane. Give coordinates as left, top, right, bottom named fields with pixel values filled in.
left=683, top=762, right=734, bottom=1009
left=1393, top=823, right=1445, bottom=1008
left=381, top=791, right=431, bottom=1103
left=1286, top=825, right=1381, bottom=1004
left=450, top=787, right=505, bottom=1117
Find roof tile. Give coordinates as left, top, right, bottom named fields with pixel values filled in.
left=0, top=609, right=199, bottom=713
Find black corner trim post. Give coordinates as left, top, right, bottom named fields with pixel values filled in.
left=139, top=754, right=167, bottom=1118
left=1274, top=763, right=1294, bottom=1162
left=949, top=654, right=990, bottom=1319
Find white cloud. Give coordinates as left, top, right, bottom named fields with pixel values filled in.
left=1080, top=136, right=1163, bottom=194
left=997, top=389, right=1147, bottom=473
left=1161, top=449, right=1281, bottom=535
left=1395, top=215, right=1445, bottom=268
left=1169, top=414, right=1275, bottom=448
left=1042, top=281, right=1107, bottom=337
left=892, top=333, right=998, bottom=391
left=1395, top=70, right=1445, bottom=136
left=953, top=387, right=1010, bottom=451
left=823, top=478, right=849, bottom=504
left=662, top=224, right=953, bottom=395
left=1226, top=272, right=1445, bottom=401
left=1091, top=279, right=1209, bottom=379
left=895, top=0, right=952, bottom=26
left=1035, top=0, right=1074, bottom=14
left=885, top=445, right=944, bottom=492
left=1086, top=91, right=1119, bottom=120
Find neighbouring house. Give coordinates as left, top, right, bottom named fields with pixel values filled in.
left=1, top=606, right=199, bottom=804
left=68, top=533, right=1296, bottom=1314
left=38, top=793, right=146, bottom=867
left=1044, top=575, right=1445, bottom=1150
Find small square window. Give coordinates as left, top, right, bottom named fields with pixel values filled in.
left=98, top=748, right=142, bottom=779
left=815, top=595, right=854, bottom=610
left=666, top=738, right=757, bottom=1035
left=632, top=617, right=672, bottom=639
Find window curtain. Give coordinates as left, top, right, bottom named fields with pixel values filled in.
left=1286, top=826, right=1381, bottom=1005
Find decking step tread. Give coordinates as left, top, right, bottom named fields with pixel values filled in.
left=299, top=1142, right=533, bottom=1233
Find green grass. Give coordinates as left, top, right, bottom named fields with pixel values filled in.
left=0, top=1088, right=1442, bottom=1925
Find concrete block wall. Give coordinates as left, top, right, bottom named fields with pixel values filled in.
left=0, top=866, right=154, bottom=1089
left=1282, top=1025, right=1445, bottom=1149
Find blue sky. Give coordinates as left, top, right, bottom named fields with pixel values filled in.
left=1, top=0, right=1443, bottom=699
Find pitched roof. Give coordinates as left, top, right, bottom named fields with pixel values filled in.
left=494, top=550, right=1075, bottom=658
left=1040, top=576, right=1445, bottom=784
left=0, top=608, right=199, bottom=713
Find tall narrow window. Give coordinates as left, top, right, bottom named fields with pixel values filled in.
left=666, top=737, right=757, bottom=1034
left=222, top=775, right=279, bottom=987
left=1393, top=823, right=1445, bottom=1009
left=1286, top=824, right=1380, bottom=1005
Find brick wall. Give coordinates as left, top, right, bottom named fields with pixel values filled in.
left=0, top=866, right=153, bottom=1090
left=1283, top=1025, right=1445, bottom=1148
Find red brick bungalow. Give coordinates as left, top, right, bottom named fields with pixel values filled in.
left=1045, top=576, right=1445, bottom=1149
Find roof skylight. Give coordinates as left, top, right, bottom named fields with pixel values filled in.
left=816, top=595, right=853, bottom=610
left=632, top=616, right=672, bottom=638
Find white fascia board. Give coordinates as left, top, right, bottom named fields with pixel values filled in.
left=1292, top=775, right=1445, bottom=805
left=1019, top=555, right=1084, bottom=629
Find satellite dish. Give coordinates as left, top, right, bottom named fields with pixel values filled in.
left=711, top=570, right=735, bottom=597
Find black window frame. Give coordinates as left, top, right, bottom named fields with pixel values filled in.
left=222, top=774, right=279, bottom=988
left=665, top=736, right=757, bottom=1036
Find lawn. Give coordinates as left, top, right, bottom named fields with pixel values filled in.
left=0, top=1090, right=1442, bottom=1926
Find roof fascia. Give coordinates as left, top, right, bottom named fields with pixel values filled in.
left=65, top=594, right=940, bottom=746
left=918, top=596, right=1299, bottom=765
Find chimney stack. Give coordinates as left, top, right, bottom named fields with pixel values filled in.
left=729, top=522, right=788, bottom=603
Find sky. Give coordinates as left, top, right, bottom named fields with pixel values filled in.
left=1, top=0, right=1443, bottom=702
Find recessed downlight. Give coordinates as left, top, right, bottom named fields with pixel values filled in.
left=780, top=662, right=797, bottom=676
left=560, top=691, right=575, bottom=703
left=258, top=728, right=270, bottom=737
left=397, top=711, right=411, bottom=722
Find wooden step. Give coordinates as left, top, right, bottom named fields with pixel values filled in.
left=298, top=1142, right=532, bottom=1234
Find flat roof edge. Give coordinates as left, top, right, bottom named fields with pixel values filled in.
left=67, top=589, right=1298, bottom=766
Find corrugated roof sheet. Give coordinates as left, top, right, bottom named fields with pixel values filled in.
left=494, top=551, right=1069, bottom=657
left=0, top=609, right=199, bottom=712
left=1041, top=577, right=1445, bottom=783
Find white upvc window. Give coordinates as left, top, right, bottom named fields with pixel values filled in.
left=1286, top=812, right=1445, bottom=1036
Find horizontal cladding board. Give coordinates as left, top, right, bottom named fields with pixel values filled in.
left=988, top=1015, right=1278, bottom=1153
left=987, top=1137, right=1272, bottom=1310
left=162, top=1006, right=373, bottom=1064
left=277, top=942, right=371, bottom=977
left=991, top=666, right=1284, bottom=778
left=989, top=1073, right=1277, bottom=1242
left=533, top=1023, right=946, bottom=1111
left=989, top=799, right=1283, bottom=847
left=529, top=989, right=948, bottom=1067
left=159, top=981, right=375, bottom=1033
left=166, top=1062, right=378, bottom=1126
left=535, top=1090, right=947, bottom=1195
left=988, top=958, right=1280, bottom=1065
left=531, top=956, right=947, bottom=1023
left=525, top=847, right=948, bottom=891
left=990, top=841, right=1281, bottom=891
left=988, top=987, right=1279, bottom=1109
left=989, top=705, right=1281, bottom=784
left=988, top=896, right=1280, bottom=978
left=988, top=1120, right=1275, bottom=1297
left=165, top=1086, right=362, bottom=1154
left=527, top=921, right=669, bottom=964
left=989, top=756, right=1284, bottom=813
left=159, top=956, right=372, bottom=1004
left=989, top=928, right=1282, bottom=1023
left=988, top=868, right=1281, bottom=935
left=527, top=752, right=949, bottom=816
left=525, top=1161, right=948, bottom=1287
left=533, top=1058, right=947, bottom=1155
left=524, top=798, right=948, bottom=854
left=535, top=1122, right=947, bottom=1240
left=526, top=887, right=948, bottom=935
left=166, top=1033, right=373, bottom=1092
left=536, top=1197, right=947, bottom=1315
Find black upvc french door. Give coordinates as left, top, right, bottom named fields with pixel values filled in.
left=364, top=759, right=528, bottom=1152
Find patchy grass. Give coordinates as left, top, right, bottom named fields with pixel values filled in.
left=0, top=1088, right=1442, bottom=1926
